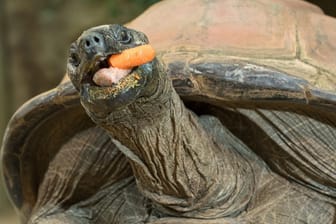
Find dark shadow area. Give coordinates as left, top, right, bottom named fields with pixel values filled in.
left=306, top=0, right=336, bottom=17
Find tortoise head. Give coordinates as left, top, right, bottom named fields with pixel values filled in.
left=67, top=24, right=162, bottom=118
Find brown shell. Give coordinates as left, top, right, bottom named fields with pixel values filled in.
left=2, top=0, right=336, bottom=217
left=127, top=0, right=336, bottom=92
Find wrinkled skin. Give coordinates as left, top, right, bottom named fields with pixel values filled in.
left=60, top=24, right=336, bottom=223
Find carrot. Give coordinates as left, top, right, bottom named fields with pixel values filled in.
left=108, top=44, right=155, bottom=69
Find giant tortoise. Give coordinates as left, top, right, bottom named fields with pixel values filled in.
left=1, top=0, right=336, bottom=223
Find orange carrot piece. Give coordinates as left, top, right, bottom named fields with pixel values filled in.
left=108, top=44, right=155, bottom=69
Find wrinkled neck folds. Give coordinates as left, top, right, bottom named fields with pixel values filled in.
left=96, top=67, right=255, bottom=218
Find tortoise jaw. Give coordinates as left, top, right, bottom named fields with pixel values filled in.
left=79, top=63, right=150, bottom=113
left=77, top=48, right=149, bottom=113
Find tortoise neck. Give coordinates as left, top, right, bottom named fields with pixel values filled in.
left=102, top=74, right=255, bottom=218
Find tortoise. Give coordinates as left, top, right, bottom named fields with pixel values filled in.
left=1, top=0, right=336, bottom=223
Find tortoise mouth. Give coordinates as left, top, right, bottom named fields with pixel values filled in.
left=81, top=55, right=111, bottom=86
left=80, top=54, right=143, bottom=98
left=78, top=53, right=150, bottom=112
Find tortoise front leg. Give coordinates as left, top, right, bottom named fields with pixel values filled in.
left=28, top=127, right=152, bottom=224
left=30, top=177, right=150, bottom=224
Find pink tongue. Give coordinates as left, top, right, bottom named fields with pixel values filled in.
left=93, top=67, right=131, bottom=86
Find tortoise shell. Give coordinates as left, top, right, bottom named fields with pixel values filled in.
left=2, top=0, right=336, bottom=221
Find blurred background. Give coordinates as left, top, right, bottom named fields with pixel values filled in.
left=0, top=0, right=335, bottom=223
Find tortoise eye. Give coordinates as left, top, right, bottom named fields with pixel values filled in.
left=69, top=52, right=80, bottom=67
left=118, top=30, right=131, bottom=44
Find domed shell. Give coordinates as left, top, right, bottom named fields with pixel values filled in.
left=127, top=0, right=336, bottom=93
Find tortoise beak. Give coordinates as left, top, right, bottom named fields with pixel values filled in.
left=76, top=36, right=119, bottom=88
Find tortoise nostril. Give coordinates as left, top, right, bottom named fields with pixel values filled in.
left=93, top=36, right=100, bottom=43
left=83, top=33, right=105, bottom=54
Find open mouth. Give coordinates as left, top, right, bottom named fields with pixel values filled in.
left=81, top=55, right=141, bottom=97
